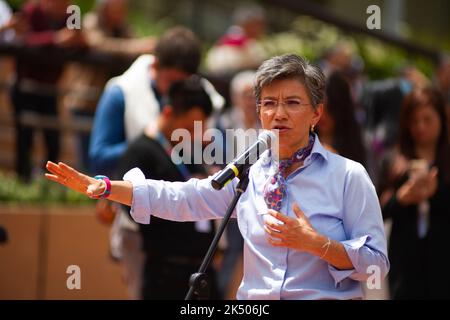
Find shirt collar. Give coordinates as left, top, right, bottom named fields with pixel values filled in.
left=261, top=133, right=329, bottom=168
left=309, top=134, right=329, bottom=162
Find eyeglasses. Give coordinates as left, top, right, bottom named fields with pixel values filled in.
left=258, top=99, right=311, bottom=112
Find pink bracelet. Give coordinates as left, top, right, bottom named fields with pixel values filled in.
left=93, top=175, right=111, bottom=199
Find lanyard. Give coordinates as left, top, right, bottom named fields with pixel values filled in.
left=156, top=132, right=192, bottom=181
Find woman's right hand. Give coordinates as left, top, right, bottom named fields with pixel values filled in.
left=396, top=167, right=438, bottom=205
left=45, top=161, right=106, bottom=198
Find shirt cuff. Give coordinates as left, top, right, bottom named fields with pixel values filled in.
left=328, top=235, right=371, bottom=287
left=123, top=167, right=151, bottom=224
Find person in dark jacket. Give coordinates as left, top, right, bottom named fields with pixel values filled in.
left=115, top=76, right=218, bottom=299
left=382, top=87, right=450, bottom=299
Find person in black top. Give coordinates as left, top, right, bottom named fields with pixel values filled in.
left=381, top=87, right=450, bottom=299
left=317, top=71, right=367, bottom=168
left=115, top=76, right=218, bottom=299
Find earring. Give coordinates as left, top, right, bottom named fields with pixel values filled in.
left=310, top=124, right=315, bottom=133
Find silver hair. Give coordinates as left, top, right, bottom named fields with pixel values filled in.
left=230, top=70, right=256, bottom=96
left=254, top=54, right=325, bottom=112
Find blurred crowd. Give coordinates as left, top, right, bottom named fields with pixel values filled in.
left=1, top=0, right=450, bottom=300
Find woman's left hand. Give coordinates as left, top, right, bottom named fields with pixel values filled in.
left=263, top=203, right=319, bottom=252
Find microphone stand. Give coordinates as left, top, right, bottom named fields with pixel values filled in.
left=185, top=167, right=250, bottom=300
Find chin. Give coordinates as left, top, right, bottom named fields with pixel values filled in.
left=276, top=145, right=292, bottom=159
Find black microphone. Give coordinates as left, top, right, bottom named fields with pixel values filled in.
left=211, top=130, right=276, bottom=190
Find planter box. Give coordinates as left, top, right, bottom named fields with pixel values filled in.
left=0, top=205, right=128, bottom=299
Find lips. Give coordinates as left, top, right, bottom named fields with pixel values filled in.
left=272, top=125, right=291, bottom=133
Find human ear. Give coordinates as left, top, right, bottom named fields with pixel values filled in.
left=312, top=103, right=324, bottom=127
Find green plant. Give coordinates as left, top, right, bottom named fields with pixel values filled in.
left=261, top=15, right=437, bottom=80
left=0, top=172, right=94, bottom=205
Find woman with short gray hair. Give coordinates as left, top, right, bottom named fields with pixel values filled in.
left=254, top=54, right=325, bottom=111
left=46, top=54, right=389, bottom=300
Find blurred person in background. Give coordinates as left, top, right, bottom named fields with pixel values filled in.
left=10, top=0, right=85, bottom=182
left=88, top=26, right=223, bottom=299
left=0, top=0, right=14, bottom=42
left=361, top=65, right=429, bottom=188
left=83, top=0, right=153, bottom=55
left=435, top=56, right=450, bottom=137
left=0, top=0, right=17, bottom=122
left=319, top=43, right=355, bottom=79
left=63, top=0, right=155, bottom=172
left=436, top=56, right=450, bottom=103
left=89, top=26, right=223, bottom=175
left=318, top=42, right=366, bottom=125
left=316, top=71, right=367, bottom=169
left=214, top=70, right=259, bottom=299
left=205, top=4, right=268, bottom=75
left=381, top=87, right=450, bottom=299
left=115, top=76, right=218, bottom=299
left=216, top=70, right=260, bottom=160
left=362, top=66, right=430, bottom=154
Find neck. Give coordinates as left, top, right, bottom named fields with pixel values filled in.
left=160, top=125, right=172, bottom=144
left=415, top=143, right=436, bottom=163
left=278, top=134, right=313, bottom=160
left=147, top=118, right=172, bottom=144
left=149, top=68, right=162, bottom=93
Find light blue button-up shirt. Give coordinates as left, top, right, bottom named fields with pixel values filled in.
left=123, top=135, right=389, bottom=300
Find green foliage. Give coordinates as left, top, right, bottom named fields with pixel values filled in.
left=72, top=0, right=95, bottom=13
left=261, top=15, right=436, bottom=80
left=5, top=0, right=23, bottom=10
left=127, top=9, right=170, bottom=38
left=0, top=172, right=94, bottom=205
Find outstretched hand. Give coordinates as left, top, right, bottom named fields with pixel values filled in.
left=45, top=161, right=105, bottom=198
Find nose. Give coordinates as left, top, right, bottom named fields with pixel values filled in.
left=273, top=103, right=289, bottom=120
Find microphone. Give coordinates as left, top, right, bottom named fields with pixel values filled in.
left=211, top=130, right=276, bottom=190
